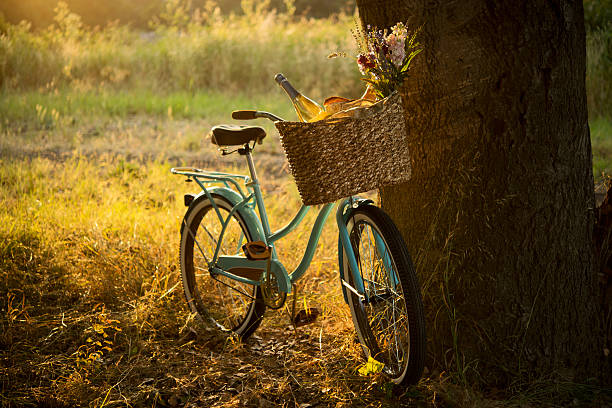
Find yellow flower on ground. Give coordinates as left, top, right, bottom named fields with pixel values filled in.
left=357, top=356, right=385, bottom=376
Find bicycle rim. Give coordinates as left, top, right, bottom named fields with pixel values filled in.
left=343, top=206, right=425, bottom=385
left=180, top=195, right=264, bottom=337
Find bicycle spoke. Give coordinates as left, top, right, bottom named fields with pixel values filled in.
left=187, top=225, right=210, bottom=265
left=202, top=225, right=229, bottom=256
left=391, top=295, right=401, bottom=366
left=346, top=211, right=418, bottom=380
left=182, top=200, right=261, bottom=337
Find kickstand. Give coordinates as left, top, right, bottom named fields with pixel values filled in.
left=291, top=283, right=298, bottom=328
left=286, top=283, right=320, bottom=329
left=283, top=283, right=299, bottom=334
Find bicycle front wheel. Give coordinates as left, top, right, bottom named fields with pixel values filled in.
left=342, top=205, right=426, bottom=387
left=180, top=194, right=265, bottom=339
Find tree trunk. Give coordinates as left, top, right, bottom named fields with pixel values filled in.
left=356, top=0, right=606, bottom=384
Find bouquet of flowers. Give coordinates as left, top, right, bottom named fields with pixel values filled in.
left=354, top=22, right=423, bottom=99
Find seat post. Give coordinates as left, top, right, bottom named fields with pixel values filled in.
left=244, top=145, right=259, bottom=184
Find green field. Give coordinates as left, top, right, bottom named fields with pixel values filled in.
left=1, top=2, right=611, bottom=407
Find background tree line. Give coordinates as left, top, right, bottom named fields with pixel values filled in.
left=0, top=0, right=355, bottom=30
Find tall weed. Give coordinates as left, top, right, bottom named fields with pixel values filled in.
left=586, top=28, right=612, bottom=119
left=2, top=0, right=608, bottom=109
left=0, top=1, right=361, bottom=98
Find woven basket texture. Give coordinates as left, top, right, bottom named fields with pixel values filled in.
left=275, top=92, right=411, bottom=206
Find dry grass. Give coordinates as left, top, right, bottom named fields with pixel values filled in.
left=0, top=153, right=377, bottom=407
left=0, top=132, right=431, bottom=406
left=2, top=113, right=610, bottom=407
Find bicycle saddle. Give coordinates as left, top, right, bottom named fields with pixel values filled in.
left=210, top=125, right=266, bottom=146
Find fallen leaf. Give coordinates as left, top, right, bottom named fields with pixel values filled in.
left=357, top=356, right=385, bottom=376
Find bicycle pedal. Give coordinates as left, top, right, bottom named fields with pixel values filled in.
left=242, top=241, right=271, bottom=260
left=292, top=307, right=320, bottom=327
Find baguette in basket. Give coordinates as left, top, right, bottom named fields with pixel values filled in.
left=310, top=85, right=378, bottom=122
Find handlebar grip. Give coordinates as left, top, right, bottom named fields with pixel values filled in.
left=232, top=110, right=258, bottom=120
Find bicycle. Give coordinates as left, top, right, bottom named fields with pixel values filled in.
left=171, top=99, right=427, bottom=386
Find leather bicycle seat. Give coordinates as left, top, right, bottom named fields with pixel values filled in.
left=210, top=125, right=266, bottom=146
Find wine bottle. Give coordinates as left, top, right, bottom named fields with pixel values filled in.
left=274, top=73, right=325, bottom=122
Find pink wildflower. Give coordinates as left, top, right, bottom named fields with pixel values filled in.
left=385, top=33, right=406, bottom=67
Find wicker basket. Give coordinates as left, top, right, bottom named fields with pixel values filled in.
left=275, top=92, right=411, bottom=206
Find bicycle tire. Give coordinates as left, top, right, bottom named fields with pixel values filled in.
left=342, top=205, right=426, bottom=387
left=180, top=194, right=265, bottom=339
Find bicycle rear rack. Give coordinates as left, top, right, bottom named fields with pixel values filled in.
left=171, top=167, right=252, bottom=200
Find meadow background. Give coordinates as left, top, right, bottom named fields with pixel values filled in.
left=0, top=0, right=610, bottom=406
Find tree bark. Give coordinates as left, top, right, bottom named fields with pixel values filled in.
left=356, top=0, right=606, bottom=384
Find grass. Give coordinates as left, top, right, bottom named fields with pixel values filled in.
left=0, top=89, right=294, bottom=125
left=592, top=117, right=612, bottom=178
left=0, top=153, right=365, bottom=407
left=586, top=27, right=612, bottom=119
left=0, top=89, right=298, bottom=175
left=2, top=87, right=610, bottom=180
left=1, top=100, right=610, bottom=407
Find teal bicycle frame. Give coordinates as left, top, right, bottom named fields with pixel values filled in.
left=171, top=145, right=377, bottom=301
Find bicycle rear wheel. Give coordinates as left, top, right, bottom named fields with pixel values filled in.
left=180, top=194, right=265, bottom=339
left=342, top=205, right=426, bottom=387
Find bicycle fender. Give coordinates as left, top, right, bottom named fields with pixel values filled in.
left=180, top=187, right=265, bottom=242
left=181, top=187, right=291, bottom=293
left=338, top=236, right=348, bottom=304
left=337, top=198, right=374, bottom=304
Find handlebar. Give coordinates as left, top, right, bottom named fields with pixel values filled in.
left=232, top=110, right=257, bottom=120
left=232, top=110, right=285, bottom=122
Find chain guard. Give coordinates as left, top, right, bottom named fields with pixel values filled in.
left=261, top=265, right=286, bottom=309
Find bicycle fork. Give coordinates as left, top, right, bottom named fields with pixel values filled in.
left=336, top=198, right=399, bottom=304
